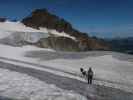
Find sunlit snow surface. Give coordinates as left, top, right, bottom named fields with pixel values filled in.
left=0, top=44, right=133, bottom=93
left=0, top=68, right=86, bottom=100
left=0, top=21, right=76, bottom=40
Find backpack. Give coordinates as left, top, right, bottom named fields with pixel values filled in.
left=88, top=71, right=93, bottom=76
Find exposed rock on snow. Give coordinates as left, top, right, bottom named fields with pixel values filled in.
left=22, top=9, right=110, bottom=50
left=0, top=20, right=109, bottom=51
left=0, top=21, right=85, bottom=51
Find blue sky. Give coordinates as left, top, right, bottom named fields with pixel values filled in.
left=0, top=0, right=133, bottom=38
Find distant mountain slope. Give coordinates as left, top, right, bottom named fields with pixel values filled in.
left=0, top=17, right=6, bottom=22
left=22, top=9, right=110, bottom=51
left=105, top=37, right=133, bottom=54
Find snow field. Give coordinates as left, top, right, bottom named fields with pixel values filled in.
left=0, top=68, right=87, bottom=100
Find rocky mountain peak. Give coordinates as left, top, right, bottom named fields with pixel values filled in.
left=22, top=8, right=110, bottom=51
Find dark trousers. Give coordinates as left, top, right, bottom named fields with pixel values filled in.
left=88, top=76, right=93, bottom=84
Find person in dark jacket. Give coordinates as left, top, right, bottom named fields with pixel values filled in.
left=87, top=67, right=94, bottom=84
left=80, top=68, right=86, bottom=76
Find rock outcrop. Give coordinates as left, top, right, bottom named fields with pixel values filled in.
left=0, top=17, right=6, bottom=22
left=22, top=9, right=110, bottom=51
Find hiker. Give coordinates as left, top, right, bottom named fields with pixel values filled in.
left=87, top=67, right=93, bottom=84
left=80, top=68, right=86, bottom=76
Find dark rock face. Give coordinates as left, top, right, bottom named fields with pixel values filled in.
left=106, top=37, right=133, bottom=54
left=22, top=9, right=110, bottom=51
left=35, top=36, right=109, bottom=51
left=22, top=9, right=82, bottom=38
left=0, top=17, right=6, bottom=22
left=36, top=37, right=80, bottom=51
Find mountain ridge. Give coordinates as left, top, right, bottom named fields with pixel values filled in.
left=22, top=8, right=110, bottom=51
left=105, top=37, right=133, bottom=54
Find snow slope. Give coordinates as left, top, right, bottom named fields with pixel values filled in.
left=0, top=68, right=86, bottom=100
left=0, top=21, right=76, bottom=48
left=0, top=21, right=76, bottom=40
left=39, top=27, right=76, bottom=40
left=0, top=44, right=133, bottom=93
left=0, top=21, right=42, bottom=32
left=0, top=21, right=49, bottom=45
